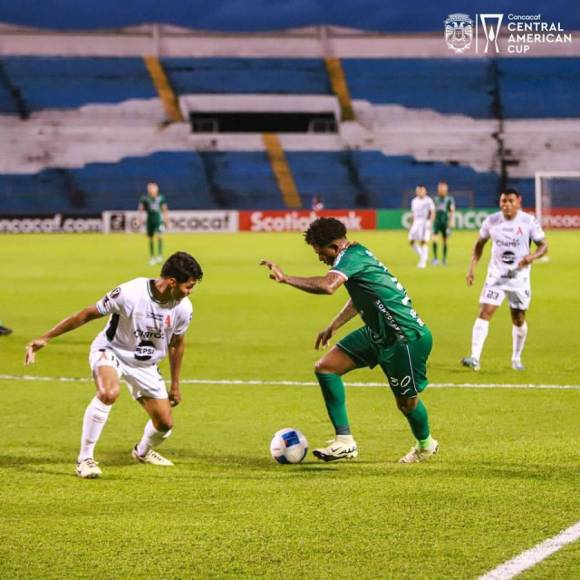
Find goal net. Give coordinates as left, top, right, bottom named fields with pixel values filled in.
left=534, top=171, right=580, bottom=229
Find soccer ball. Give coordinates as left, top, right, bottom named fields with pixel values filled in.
left=270, top=428, right=308, bottom=464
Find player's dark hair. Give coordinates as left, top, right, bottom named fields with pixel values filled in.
left=501, top=188, right=521, bottom=197
left=304, top=217, right=347, bottom=247
left=161, top=252, right=203, bottom=282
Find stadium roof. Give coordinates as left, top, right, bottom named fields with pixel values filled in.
left=0, top=0, right=578, bottom=32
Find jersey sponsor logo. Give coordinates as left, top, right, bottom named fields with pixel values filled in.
left=134, top=340, right=156, bottom=361
left=110, top=287, right=121, bottom=299
left=495, top=238, right=520, bottom=248
left=134, top=328, right=165, bottom=340
left=164, top=315, right=172, bottom=327
left=501, top=251, right=517, bottom=265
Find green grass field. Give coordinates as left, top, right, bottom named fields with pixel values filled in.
left=0, top=231, right=579, bottom=578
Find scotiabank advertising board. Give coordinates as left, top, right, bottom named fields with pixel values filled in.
left=239, top=210, right=376, bottom=232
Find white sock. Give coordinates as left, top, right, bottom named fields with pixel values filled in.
left=78, top=396, right=112, bottom=461
left=412, top=242, right=421, bottom=256
left=136, top=420, right=172, bottom=457
left=512, top=322, right=528, bottom=361
left=420, top=245, right=429, bottom=265
left=471, top=318, right=489, bottom=361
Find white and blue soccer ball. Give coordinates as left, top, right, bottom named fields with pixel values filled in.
left=270, top=428, right=308, bottom=464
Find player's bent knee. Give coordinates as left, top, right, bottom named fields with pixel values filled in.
left=396, top=396, right=418, bottom=415
left=154, top=419, right=173, bottom=432
left=97, top=388, right=120, bottom=405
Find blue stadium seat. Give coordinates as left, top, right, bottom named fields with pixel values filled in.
left=498, top=58, right=580, bottom=118
left=162, top=58, right=330, bottom=95
left=0, top=57, right=156, bottom=113
left=342, top=58, right=494, bottom=118
left=197, top=152, right=281, bottom=209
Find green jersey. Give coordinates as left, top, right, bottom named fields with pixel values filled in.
left=139, top=194, right=166, bottom=223
left=434, top=195, right=455, bottom=221
left=330, top=243, right=428, bottom=346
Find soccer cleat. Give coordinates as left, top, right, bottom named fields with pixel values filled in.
left=417, top=263, right=427, bottom=269
left=312, top=438, right=358, bottom=462
left=149, top=257, right=157, bottom=266
left=431, top=259, right=440, bottom=266
left=398, top=440, right=439, bottom=464
left=461, top=356, right=480, bottom=371
left=132, top=446, right=174, bottom=466
left=155, top=256, right=163, bottom=264
left=76, top=458, right=102, bottom=479
left=511, top=359, right=526, bottom=371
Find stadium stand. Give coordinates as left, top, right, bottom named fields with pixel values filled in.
left=1, top=54, right=580, bottom=212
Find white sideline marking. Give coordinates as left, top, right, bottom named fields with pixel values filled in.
left=479, top=521, right=580, bottom=579
left=0, top=374, right=579, bottom=390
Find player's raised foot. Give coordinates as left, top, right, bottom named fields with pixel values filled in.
left=132, top=446, right=174, bottom=466
left=399, top=439, right=439, bottom=464
left=511, top=359, right=526, bottom=371
left=461, top=356, right=480, bottom=371
left=76, top=458, right=102, bottom=479
left=313, top=436, right=358, bottom=462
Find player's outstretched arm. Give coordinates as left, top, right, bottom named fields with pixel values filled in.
left=24, top=305, right=103, bottom=365
left=260, top=260, right=345, bottom=295
left=315, top=299, right=358, bottom=350
left=467, top=237, right=488, bottom=286
left=168, top=334, right=185, bottom=406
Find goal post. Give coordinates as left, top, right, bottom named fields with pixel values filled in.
left=534, top=171, right=580, bottom=229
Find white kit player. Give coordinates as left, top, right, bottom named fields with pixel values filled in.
left=462, top=189, right=548, bottom=371
left=409, top=185, right=435, bottom=268
left=25, top=252, right=203, bottom=479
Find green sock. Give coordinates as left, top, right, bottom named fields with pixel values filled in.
left=148, top=238, right=154, bottom=257
left=432, top=242, right=438, bottom=260
left=158, top=238, right=163, bottom=257
left=443, top=243, right=448, bottom=262
left=315, top=372, right=351, bottom=435
left=404, top=399, right=430, bottom=442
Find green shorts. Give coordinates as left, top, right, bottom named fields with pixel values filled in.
left=433, top=218, right=450, bottom=237
left=337, top=326, right=433, bottom=397
left=146, top=220, right=164, bottom=237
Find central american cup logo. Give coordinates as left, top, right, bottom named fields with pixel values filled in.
left=444, top=13, right=473, bottom=53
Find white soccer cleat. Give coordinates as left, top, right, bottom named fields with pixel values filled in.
left=461, top=356, right=480, bottom=371
left=76, top=458, right=102, bottom=479
left=398, top=440, right=439, bottom=464
left=431, top=259, right=440, bottom=266
left=417, top=262, right=427, bottom=269
left=313, top=437, right=358, bottom=462
left=148, top=257, right=157, bottom=266
left=511, top=359, right=526, bottom=371
left=132, top=446, right=174, bottom=466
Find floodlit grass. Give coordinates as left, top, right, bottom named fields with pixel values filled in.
left=0, top=231, right=579, bottom=578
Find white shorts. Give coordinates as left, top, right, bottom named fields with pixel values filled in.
left=479, top=277, right=531, bottom=310
left=89, top=349, right=168, bottom=400
left=408, top=221, right=431, bottom=242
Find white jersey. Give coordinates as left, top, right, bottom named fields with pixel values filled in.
left=411, top=196, right=435, bottom=222
left=91, top=277, right=193, bottom=367
left=479, top=210, right=545, bottom=280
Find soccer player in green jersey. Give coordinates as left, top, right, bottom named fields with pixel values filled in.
left=138, top=182, right=169, bottom=265
left=432, top=181, right=455, bottom=265
left=261, top=217, right=438, bottom=464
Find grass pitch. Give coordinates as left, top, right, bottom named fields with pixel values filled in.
left=0, top=231, right=579, bottom=578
